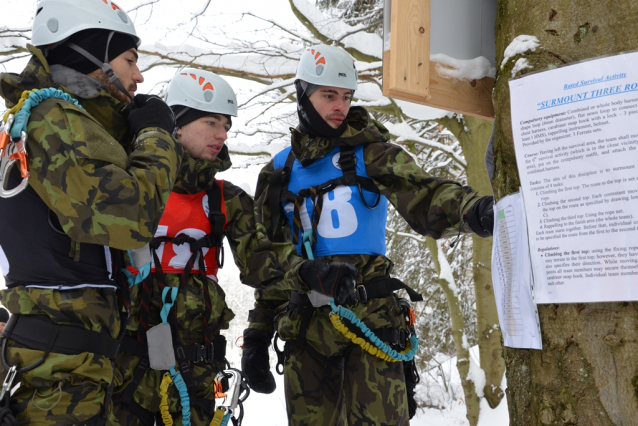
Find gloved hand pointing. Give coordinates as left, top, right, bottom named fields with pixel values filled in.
left=298, top=258, right=358, bottom=305
left=127, top=94, right=176, bottom=135
left=466, top=195, right=494, bottom=237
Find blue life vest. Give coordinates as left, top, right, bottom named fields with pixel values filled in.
left=273, top=145, right=387, bottom=257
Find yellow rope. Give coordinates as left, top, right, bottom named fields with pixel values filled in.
left=159, top=373, right=174, bottom=426
left=329, top=314, right=412, bottom=362
left=3, top=89, right=38, bottom=123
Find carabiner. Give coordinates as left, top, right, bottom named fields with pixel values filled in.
left=0, top=131, right=30, bottom=198
left=0, top=115, right=15, bottom=157
left=0, top=365, right=17, bottom=401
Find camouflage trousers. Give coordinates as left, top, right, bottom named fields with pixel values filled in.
left=0, top=286, right=122, bottom=426
left=110, top=351, right=223, bottom=426
left=284, top=344, right=410, bottom=426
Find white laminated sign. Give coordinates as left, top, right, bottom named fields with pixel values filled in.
left=509, top=51, right=638, bottom=304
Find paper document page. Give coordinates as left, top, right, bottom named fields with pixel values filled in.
left=492, top=192, right=541, bottom=350
left=509, top=51, right=638, bottom=303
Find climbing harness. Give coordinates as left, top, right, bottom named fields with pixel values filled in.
left=211, top=368, right=250, bottom=426
left=116, top=182, right=230, bottom=425
left=0, top=88, right=84, bottom=198
left=269, top=145, right=382, bottom=259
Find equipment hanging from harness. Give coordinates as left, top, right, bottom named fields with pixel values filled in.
left=0, top=88, right=84, bottom=198
left=116, top=180, right=236, bottom=426
left=269, top=144, right=423, bottom=369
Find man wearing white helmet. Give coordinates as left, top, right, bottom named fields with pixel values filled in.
left=242, top=45, right=495, bottom=425
left=0, top=1, right=184, bottom=425
left=111, top=69, right=266, bottom=426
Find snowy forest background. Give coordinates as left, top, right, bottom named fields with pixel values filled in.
left=0, top=0, right=508, bottom=424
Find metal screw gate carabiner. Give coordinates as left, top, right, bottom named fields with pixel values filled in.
left=0, top=114, right=30, bottom=198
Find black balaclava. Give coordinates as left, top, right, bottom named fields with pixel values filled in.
left=171, top=105, right=232, bottom=130
left=295, top=80, right=348, bottom=138
left=0, top=307, right=9, bottom=323
left=44, top=29, right=137, bottom=75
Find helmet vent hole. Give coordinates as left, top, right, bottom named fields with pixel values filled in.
left=117, top=10, right=128, bottom=23
left=36, top=7, right=43, bottom=16
left=47, top=18, right=59, bottom=33
left=204, top=91, right=213, bottom=102
left=316, top=65, right=324, bottom=76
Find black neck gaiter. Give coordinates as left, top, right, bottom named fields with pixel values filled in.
left=295, top=80, right=348, bottom=138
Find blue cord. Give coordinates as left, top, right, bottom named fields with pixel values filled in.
left=169, top=366, right=192, bottom=426
left=329, top=300, right=419, bottom=362
left=302, top=229, right=314, bottom=260
left=160, top=287, right=192, bottom=426
left=11, top=88, right=83, bottom=140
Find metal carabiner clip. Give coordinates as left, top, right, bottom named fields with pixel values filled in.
left=0, top=365, right=17, bottom=401
left=0, top=129, right=30, bottom=198
left=0, top=115, right=15, bottom=158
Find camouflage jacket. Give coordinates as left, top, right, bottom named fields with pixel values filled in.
left=248, top=106, right=481, bottom=336
left=0, top=45, right=183, bottom=250
left=124, top=147, right=295, bottom=341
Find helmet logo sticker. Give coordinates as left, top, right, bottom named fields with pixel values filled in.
left=308, top=48, right=327, bottom=76
left=338, top=73, right=346, bottom=77
left=181, top=73, right=215, bottom=102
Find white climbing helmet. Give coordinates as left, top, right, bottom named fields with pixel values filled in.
left=165, top=69, right=238, bottom=117
left=31, top=0, right=140, bottom=47
left=295, top=44, right=358, bottom=91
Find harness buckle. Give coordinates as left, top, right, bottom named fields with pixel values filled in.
left=0, top=365, right=17, bottom=401
left=195, top=342, right=215, bottom=364
left=398, top=329, right=406, bottom=349
left=355, top=285, right=368, bottom=303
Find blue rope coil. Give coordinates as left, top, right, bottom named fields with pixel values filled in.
left=329, top=300, right=419, bottom=362
left=11, top=88, right=84, bottom=140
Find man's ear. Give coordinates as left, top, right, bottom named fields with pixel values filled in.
left=175, top=127, right=182, bottom=139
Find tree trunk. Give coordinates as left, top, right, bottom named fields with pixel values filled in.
left=493, top=1, right=638, bottom=425
left=438, top=115, right=506, bottom=409
left=426, top=237, right=481, bottom=426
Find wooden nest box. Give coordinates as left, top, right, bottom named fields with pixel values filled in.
left=382, top=0, right=496, bottom=120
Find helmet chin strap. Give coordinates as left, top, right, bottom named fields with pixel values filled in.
left=66, top=31, right=134, bottom=102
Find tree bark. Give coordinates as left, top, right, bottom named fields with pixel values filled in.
left=426, top=237, right=481, bottom=426
left=493, top=1, right=638, bottom=425
left=438, top=115, right=506, bottom=409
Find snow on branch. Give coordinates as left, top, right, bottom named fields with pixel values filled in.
left=125, top=0, right=159, bottom=13
left=290, top=0, right=382, bottom=61
left=384, top=122, right=467, bottom=168
left=385, top=227, right=425, bottom=243
left=139, top=43, right=297, bottom=83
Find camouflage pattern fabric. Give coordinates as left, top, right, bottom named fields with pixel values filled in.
left=113, top=154, right=272, bottom=425
left=285, top=345, right=409, bottom=426
left=0, top=45, right=184, bottom=251
left=0, top=45, right=184, bottom=425
left=247, top=106, right=483, bottom=424
left=0, top=287, right=121, bottom=426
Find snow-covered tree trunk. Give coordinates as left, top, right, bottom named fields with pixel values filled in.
left=426, top=237, right=481, bottom=426
left=494, top=1, right=638, bottom=424
left=438, top=115, right=505, bottom=409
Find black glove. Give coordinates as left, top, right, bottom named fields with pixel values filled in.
left=466, top=195, right=494, bottom=237
left=241, top=329, right=276, bottom=394
left=298, top=258, right=358, bottom=305
left=404, top=359, right=420, bottom=419
left=127, top=94, right=176, bottom=135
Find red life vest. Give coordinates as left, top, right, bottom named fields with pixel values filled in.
left=151, top=180, right=227, bottom=280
